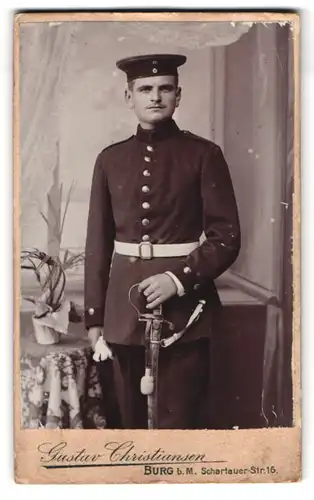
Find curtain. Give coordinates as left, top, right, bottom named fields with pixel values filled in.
left=20, top=22, right=76, bottom=248
left=116, top=21, right=252, bottom=48
left=222, top=23, right=294, bottom=426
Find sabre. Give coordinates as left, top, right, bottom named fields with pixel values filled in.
left=128, top=284, right=172, bottom=429
left=139, top=304, right=164, bottom=429
left=128, top=283, right=206, bottom=429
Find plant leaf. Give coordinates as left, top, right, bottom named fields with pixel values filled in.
left=63, top=248, right=69, bottom=265
left=59, top=183, right=63, bottom=230
left=24, top=297, right=36, bottom=304
left=21, top=256, right=42, bottom=285
left=60, top=181, right=76, bottom=238
left=47, top=193, right=61, bottom=242
left=39, top=210, right=50, bottom=228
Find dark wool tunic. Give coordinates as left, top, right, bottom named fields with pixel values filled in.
left=84, top=119, right=241, bottom=346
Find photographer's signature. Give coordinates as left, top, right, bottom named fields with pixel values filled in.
left=38, top=440, right=221, bottom=469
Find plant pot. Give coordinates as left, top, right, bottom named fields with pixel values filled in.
left=32, top=316, right=61, bottom=345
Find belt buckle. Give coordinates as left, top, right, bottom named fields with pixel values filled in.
left=139, top=242, right=154, bottom=260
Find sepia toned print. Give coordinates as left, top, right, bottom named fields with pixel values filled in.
left=14, top=11, right=300, bottom=483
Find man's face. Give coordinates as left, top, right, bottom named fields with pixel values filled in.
left=125, top=75, right=181, bottom=127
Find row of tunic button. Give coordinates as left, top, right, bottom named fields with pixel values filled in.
left=140, top=144, right=193, bottom=278
left=90, top=141, right=151, bottom=314
left=141, top=145, right=154, bottom=240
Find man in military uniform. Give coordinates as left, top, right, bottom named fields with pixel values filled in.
left=84, top=54, right=241, bottom=429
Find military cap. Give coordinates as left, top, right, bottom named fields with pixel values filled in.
left=116, top=53, right=187, bottom=82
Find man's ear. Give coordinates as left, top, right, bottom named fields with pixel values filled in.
left=175, top=86, right=182, bottom=108
left=125, top=87, right=134, bottom=109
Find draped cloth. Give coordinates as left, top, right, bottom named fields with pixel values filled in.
left=20, top=23, right=77, bottom=248
left=20, top=338, right=107, bottom=429
left=223, top=24, right=294, bottom=427
left=260, top=26, right=294, bottom=427
left=118, top=21, right=252, bottom=49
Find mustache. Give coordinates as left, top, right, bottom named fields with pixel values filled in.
left=147, top=105, right=166, bottom=109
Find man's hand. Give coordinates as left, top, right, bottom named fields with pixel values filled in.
left=138, top=273, right=177, bottom=309
left=88, top=326, right=104, bottom=351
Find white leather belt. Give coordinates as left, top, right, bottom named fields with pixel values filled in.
left=114, top=240, right=199, bottom=260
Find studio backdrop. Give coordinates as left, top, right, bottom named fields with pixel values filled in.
left=19, top=20, right=294, bottom=428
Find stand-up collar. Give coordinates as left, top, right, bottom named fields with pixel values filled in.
left=136, top=119, right=180, bottom=143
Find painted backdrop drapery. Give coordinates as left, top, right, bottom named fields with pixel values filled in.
left=20, top=22, right=77, bottom=249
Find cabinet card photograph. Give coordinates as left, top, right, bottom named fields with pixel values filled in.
left=14, top=11, right=301, bottom=483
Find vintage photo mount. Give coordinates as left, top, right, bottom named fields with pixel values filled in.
left=13, top=11, right=301, bottom=484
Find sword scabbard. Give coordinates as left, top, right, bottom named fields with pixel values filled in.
left=140, top=305, right=163, bottom=429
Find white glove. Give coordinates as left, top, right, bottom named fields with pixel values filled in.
left=93, top=337, right=113, bottom=362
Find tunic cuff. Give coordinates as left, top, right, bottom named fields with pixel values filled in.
left=165, top=271, right=185, bottom=296
left=84, top=306, right=104, bottom=329
left=169, top=262, right=201, bottom=294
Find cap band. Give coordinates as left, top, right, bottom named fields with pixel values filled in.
left=116, top=54, right=186, bottom=82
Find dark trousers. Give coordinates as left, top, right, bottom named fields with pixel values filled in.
left=108, top=338, right=210, bottom=429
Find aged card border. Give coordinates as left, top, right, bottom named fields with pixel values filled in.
left=13, top=11, right=301, bottom=484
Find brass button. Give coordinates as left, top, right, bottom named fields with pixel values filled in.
left=88, top=308, right=95, bottom=316
left=183, top=266, right=192, bottom=274
left=143, top=170, right=151, bottom=177
left=146, top=145, right=154, bottom=152
left=144, top=156, right=151, bottom=162
left=142, top=185, right=150, bottom=193
left=194, top=284, right=200, bottom=291
left=142, top=218, right=150, bottom=227
left=142, top=202, right=150, bottom=209
left=142, top=234, right=150, bottom=242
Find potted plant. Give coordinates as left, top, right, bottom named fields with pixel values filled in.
left=21, top=250, right=69, bottom=344
left=21, top=180, right=84, bottom=344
